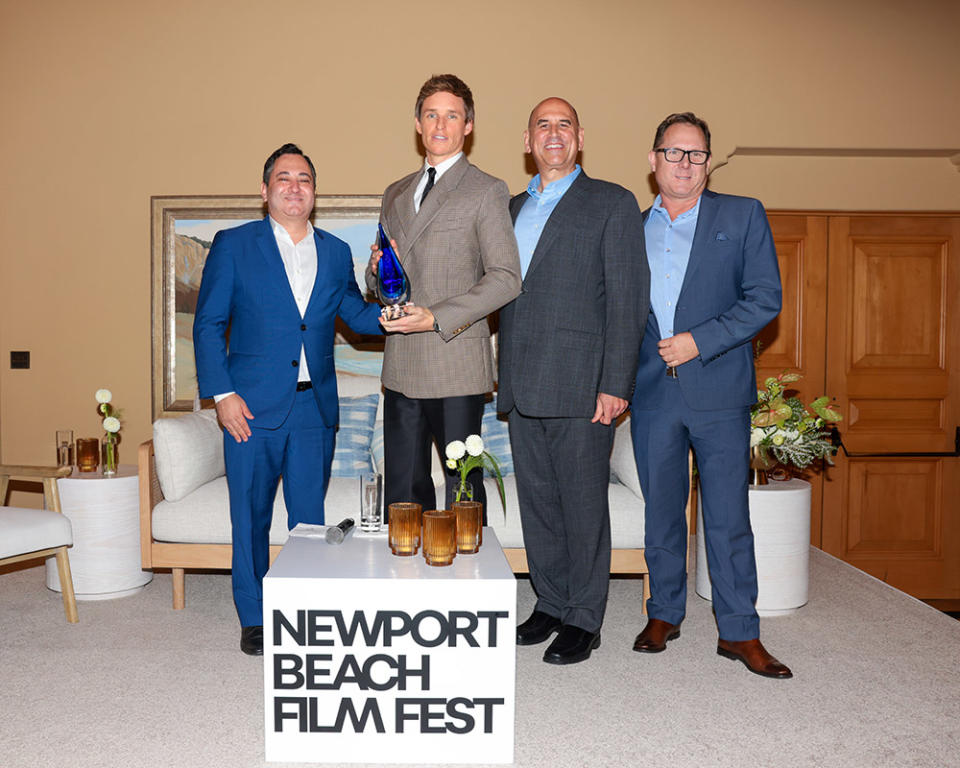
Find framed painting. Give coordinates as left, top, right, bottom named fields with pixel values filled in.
left=150, top=195, right=383, bottom=420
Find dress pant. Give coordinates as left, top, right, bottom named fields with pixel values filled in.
left=383, top=388, right=487, bottom=519
left=223, top=388, right=334, bottom=627
left=508, top=409, right=613, bottom=633
left=631, top=379, right=760, bottom=641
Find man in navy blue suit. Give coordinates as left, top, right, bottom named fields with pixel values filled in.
left=630, top=114, right=792, bottom=678
left=194, top=144, right=382, bottom=655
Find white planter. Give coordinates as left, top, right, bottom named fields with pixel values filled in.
left=695, top=478, right=811, bottom=616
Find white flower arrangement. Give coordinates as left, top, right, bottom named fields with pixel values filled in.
left=96, top=389, right=123, bottom=475
left=444, top=434, right=506, bottom=514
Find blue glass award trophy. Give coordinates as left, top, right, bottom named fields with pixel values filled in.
left=376, top=222, right=410, bottom=319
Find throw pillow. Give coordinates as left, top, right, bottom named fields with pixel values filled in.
left=330, top=394, right=379, bottom=477
left=482, top=397, right=514, bottom=476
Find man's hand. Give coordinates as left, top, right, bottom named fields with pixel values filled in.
left=591, top=392, right=628, bottom=425
left=216, top=393, right=254, bottom=443
left=367, top=237, right=398, bottom=276
left=657, top=331, right=699, bottom=367
left=380, top=304, right=436, bottom=334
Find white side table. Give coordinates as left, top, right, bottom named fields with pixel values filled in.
left=45, top=464, right=153, bottom=600
left=696, top=478, right=811, bottom=616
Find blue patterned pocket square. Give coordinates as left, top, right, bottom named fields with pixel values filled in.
left=715, top=232, right=729, bottom=241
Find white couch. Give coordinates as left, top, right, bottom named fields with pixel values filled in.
left=139, top=373, right=679, bottom=612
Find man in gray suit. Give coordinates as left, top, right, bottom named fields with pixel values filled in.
left=369, top=74, right=521, bottom=513
left=498, top=97, right=649, bottom=664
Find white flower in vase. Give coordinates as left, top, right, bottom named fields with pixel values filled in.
left=464, top=434, right=484, bottom=457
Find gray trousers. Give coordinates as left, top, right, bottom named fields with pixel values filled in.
left=508, top=410, right=614, bottom=632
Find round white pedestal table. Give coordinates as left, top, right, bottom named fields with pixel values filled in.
left=695, top=477, right=811, bottom=616
left=45, top=464, right=153, bottom=600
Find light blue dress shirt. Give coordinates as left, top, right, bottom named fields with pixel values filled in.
left=644, top=193, right=701, bottom=339
left=514, top=165, right=582, bottom=277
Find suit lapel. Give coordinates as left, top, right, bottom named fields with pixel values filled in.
left=403, top=156, right=469, bottom=252
left=304, top=227, right=335, bottom=318
left=678, top=189, right=720, bottom=299
left=523, top=171, right=589, bottom=283
left=391, top=173, right=418, bottom=242
left=254, top=218, right=301, bottom=318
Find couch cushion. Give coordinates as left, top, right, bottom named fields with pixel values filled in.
left=152, top=476, right=362, bottom=545
left=609, top=415, right=643, bottom=499
left=330, top=394, right=379, bottom=477
left=481, top=475, right=644, bottom=549
left=153, top=409, right=224, bottom=503
left=0, top=507, right=73, bottom=558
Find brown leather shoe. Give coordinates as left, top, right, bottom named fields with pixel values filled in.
left=717, top=638, right=792, bottom=679
left=632, top=618, right=681, bottom=653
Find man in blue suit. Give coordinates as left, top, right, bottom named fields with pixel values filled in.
left=630, top=114, right=792, bottom=678
left=194, top=143, right=383, bottom=655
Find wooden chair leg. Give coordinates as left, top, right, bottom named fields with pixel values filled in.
left=55, top=547, right=79, bottom=623
left=172, top=568, right=185, bottom=609
left=641, top=573, right=651, bottom=615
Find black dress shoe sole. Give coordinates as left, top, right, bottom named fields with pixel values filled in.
left=632, top=627, right=681, bottom=653
left=716, top=647, right=793, bottom=679
left=516, top=624, right=561, bottom=646
left=542, top=634, right=601, bottom=665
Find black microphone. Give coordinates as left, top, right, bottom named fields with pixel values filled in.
left=325, top=517, right=356, bottom=545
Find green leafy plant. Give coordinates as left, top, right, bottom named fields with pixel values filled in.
left=751, top=372, right=842, bottom=470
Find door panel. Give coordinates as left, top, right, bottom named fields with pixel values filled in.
left=757, top=215, right=828, bottom=545
left=823, top=216, right=960, bottom=598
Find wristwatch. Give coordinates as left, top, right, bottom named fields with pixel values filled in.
left=433, top=318, right=443, bottom=335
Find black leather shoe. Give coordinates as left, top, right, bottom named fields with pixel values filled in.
left=241, top=625, right=264, bottom=656
left=542, top=625, right=601, bottom=665
left=516, top=610, right=562, bottom=646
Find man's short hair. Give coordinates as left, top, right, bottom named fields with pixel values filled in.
left=415, top=74, right=475, bottom=124
left=652, top=112, right=711, bottom=153
left=262, top=143, right=316, bottom=187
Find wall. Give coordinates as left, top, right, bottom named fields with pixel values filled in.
left=1, top=0, right=958, bottom=500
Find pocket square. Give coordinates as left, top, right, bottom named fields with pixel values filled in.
left=715, top=232, right=729, bottom=241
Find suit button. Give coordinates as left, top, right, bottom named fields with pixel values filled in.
left=301, top=324, right=307, bottom=331
left=292, top=360, right=298, bottom=367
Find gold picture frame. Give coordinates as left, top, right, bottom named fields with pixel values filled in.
left=150, top=194, right=382, bottom=420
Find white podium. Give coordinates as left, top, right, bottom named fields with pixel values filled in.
left=263, top=528, right=516, bottom=764
left=696, top=478, right=811, bottom=616
left=45, top=464, right=153, bottom=600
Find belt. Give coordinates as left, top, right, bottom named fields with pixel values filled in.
left=296, top=381, right=313, bottom=391
left=665, top=366, right=678, bottom=379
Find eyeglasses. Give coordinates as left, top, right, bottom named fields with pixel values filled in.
left=654, top=148, right=711, bottom=165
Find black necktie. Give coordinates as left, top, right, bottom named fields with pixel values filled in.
left=419, top=167, right=436, bottom=208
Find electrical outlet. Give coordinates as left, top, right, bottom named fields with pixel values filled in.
left=10, top=351, right=30, bottom=369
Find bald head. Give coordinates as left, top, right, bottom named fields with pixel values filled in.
left=527, top=97, right=580, bottom=132
left=524, top=97, right=584, bottom=187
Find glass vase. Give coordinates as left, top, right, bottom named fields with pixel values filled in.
left=454, top=477, right=474, bottom=502
left=102, top=436, right=119, bottom=477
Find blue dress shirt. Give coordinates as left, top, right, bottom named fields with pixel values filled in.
left=644, top=193, right=701, bottom=339
left=514, top=165, right=582, bottom=277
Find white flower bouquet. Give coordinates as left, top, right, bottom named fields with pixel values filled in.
left=444, top=434, right=506, bottom=513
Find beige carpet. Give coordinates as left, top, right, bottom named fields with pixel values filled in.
left=2, top=546, right=958, bottom=768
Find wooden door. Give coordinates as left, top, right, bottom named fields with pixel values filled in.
left=756, top=215, right=829, bottom=545
left=822, top=215, right=960, bottom=599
